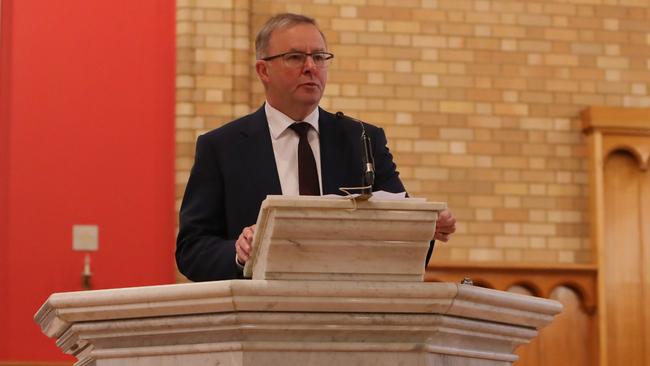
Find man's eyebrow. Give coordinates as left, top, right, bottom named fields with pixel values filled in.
left=286, top=47, right=327, bottom=53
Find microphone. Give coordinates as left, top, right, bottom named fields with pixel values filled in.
left=335, top=111, right=375, bottom=196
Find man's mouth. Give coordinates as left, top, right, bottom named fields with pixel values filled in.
left=300, top=82, right=320, bottom=88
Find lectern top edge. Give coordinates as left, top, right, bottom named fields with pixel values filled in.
left=261, top=195, right=447, bottom=211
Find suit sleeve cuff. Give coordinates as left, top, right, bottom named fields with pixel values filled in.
left=235, top=253, right=245, bottom=270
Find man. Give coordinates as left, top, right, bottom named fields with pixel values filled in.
left=176, top=13, right=456, bottom=282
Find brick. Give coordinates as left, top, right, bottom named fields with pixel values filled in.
left=421, top=74, right=439, bottom=87
left=196, top=0, right=233, bottom=8
left=176, top=103, right=195, bottom=116
left=474, top=25, right=492, bottom=37
left=440, top=75, right=474, bottom=87
left=494, top=208, right=529, bottom=221
left=331, top=18, right=367, bottom=31
left=385, top=73, right=421, bottom=86
left=385, top=21, right=420, bottom=33
left=522, top=223, right=556, bottom=236
left=570, top=42, right=603, bottom=55
left=501, top=39, right=518, bottom=51
left=544, top=54, right=579, bottom=66
left=494, top=183, right=528, bottom=195
left=439, top=128, right=474, bottom=140
left=469, top=222, right=505, bottom=235
left=196, top=22, right=231, bottom=35
left=449, top=141, right=466, bottom=154
left=386, top=99, right=420, bottom=111
left=412, top=35, right=447, bottom=48
left=492, top=25, right=527, bottom=38
left=597, top=56, right=630, bottom=69
left=195, top=49, right=232, bottom=63
left=358, top=59, right=394, bottom=72
left=546, top=80, right=579, bottom=92
left=544, top=28, right=578, bottom=41
left=522, top=249, right=556, bottom=262
left=440, top=101, right=475, bottom=114
left=331, top=97, right=367, bottom=110
left=504, top=196, right=522, bottom=208
left=414, top=167, right=450, bottom=180
left=438, top=155, right=476, bottom=167
left=493, top=78, right=527, bottom=90
left=195, top=103, right=232, bottom=116
left=475, top=208, right=493, bottom=221
left=493, top=157, right=528, bottom=169
left=518, top=14, right=552, bottom=27
left=494, top=236, right=530, bottom=248
left=494, top=103, right=529, bottom=116
left=468, top=248, right=504, bottom=262
left=547, top=184, right=581, bottom=196
left=205, top=90, right=224, bottom=102
left=440, top=22, right=473, bottom=36
left=413, top=140, right=448, bottom=153
left=359, top=85, right=394, bottom=97
left=439, top=50, right=475, bottom=62
left=547, top=210, right=582, bottom=223
left=413, top=61, right=448, bottom=73
left=504, top=223, right=521, bottom=235
left=357, top=33, right=393, bottom=46
left=467, top=142, right=502, bottom=154
left=395, top=60, right=412, bottom=73
left=466, top=12, right=500, bottom=24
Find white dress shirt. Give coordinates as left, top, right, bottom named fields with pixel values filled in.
left=265, top=102, right=322, bottom=196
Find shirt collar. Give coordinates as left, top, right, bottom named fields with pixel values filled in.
left=265, top=102, right=320, bottom=140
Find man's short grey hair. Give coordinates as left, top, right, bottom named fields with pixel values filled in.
left=255, top=13, right=327, bottom=59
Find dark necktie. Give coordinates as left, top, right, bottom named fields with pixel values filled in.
left=289, top=122, right=320, bottom=195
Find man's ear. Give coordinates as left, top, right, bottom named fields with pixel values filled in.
left=255, top=60, right=270, bottom=83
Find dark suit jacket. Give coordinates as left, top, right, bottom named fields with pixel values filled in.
left=176, top=106, right=411, bottom=281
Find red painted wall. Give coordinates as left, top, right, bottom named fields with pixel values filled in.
left=0, top=0, right=13, bottom=359
left=0, top=0, right=176, bottom=361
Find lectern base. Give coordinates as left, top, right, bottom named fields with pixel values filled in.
left=36, top=280, right=560, bottom=366
left=91, top=350, right=511, bottom=366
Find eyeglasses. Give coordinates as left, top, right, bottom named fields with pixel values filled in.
left=261, top=51, right=334, bottom=68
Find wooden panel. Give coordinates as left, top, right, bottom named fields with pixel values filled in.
left=603, top=152, right=647, bottom=366
left=511, top=285, right=596, bottom=366
left=643, top=163, right=650, bottom=366
left=426, top=263, right=597, bottom=312
left=538, top=286, right=595, bottom=366
left=425, top=265, right=597, bottom=366
left=582, top=107, right=650, bottom=133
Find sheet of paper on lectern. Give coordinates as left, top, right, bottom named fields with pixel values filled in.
left=322, top=190, right=426, bottom=202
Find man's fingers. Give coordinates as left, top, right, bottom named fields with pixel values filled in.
left=243, top=227, right=254, bottom=242
left=236, top=225, right=257, bottom=265
left=237, top=234, right=251, bottom=255
left=433, top=209, right=456, bottom=242
left=434, top=233, right=450, bottom=242
left=436, top=224, right=456, bottom=234
left=236, top=238, right=249, bottom=264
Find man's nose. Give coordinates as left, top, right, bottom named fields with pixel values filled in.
left=302, top=55, right=317, bottom=72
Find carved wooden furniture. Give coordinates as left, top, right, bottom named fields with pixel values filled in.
left=426, top=262, right=597, bottom=366
left=582, top=106, right=650, bottom=366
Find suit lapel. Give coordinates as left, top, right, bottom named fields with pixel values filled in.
left=239, top=106, right=282, bottom=196
left=319, top=109, right=350, bottom=195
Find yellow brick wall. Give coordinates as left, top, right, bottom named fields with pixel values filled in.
left=176, top=0, right=650, bottom=267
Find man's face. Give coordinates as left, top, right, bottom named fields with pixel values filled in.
left=256, top=24, right=328, bottom=118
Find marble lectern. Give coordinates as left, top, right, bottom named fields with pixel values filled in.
left=36, top=196, right=562, bottom=366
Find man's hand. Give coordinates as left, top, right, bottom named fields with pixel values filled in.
left=235, top=225, right=256, bottom=265
left=434, top=209, right=456, bottom=242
